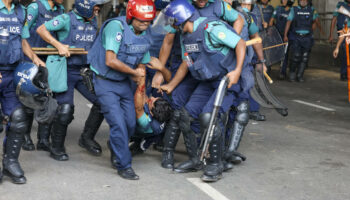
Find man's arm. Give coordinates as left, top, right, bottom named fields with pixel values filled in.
left=134, top=76, right=146, bottom=119
left=329, top=16, right=337, bottom=42
left=159, top=33, right=175, bottom=66
left=284, top=20, right=292, bottom=42
left=233, top=15, right=244, bottom=35
left=22, top=39, right=45, bottom=67
left=160, top=61, right=188, bottom=94
left=105, top=51, right=145, bottom=77
left=333, top=36, right=345, bottom=58
left=37, top=23, right=70, bottom=57
left=147, top=57, right=172, bottom=83
left=226, top=39, right=246, bottom=88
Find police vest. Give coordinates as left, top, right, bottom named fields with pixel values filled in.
left=147, top=27, right=165, bottom=58
left=0, top=5, right=25, bottom=68
left=88, top=17, right=152, bottom=81
left=262, top=5, right=274, bottom=23
left=61, top=11, right=97, bottom=66
left=275, top=6, right=290, bottom=36
left=251, top=4, right=263, bottom=31
left=181, top=17, right=237, bottom=81
left=144, top=104, right=165, bottom=135
left=291, top=6, right=313, bottom=34
left=28, top=0, right=63, bottom=48
left=196, top=0, right=222, bottom=19
left=336, top=2, right=350, bottom=30
left=169, top=32, right=182, bottom=67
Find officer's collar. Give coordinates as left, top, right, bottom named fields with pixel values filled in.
left=129, top=24, right=147, bottom=35
left=0, top=0, right=15, bottom=12
left=192, top=0, right=214, bottom=8
left=41, top=0, right=59, bottom=11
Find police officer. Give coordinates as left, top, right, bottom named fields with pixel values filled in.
left=158, top=0, right=245, bottom=170
left=20, top=0, right=65, bottom=152
left=257, top=0, right=274, bottom=29
left=0, top=0, right=45, bottom=184
left=223, top=0, right=266, bottom=167
left=269, top=0, right=294, bottom=80
left=37, top=0, right=104, bottom=160
left=329, top=0, right=350, bottom=81
left=160, top=0, right=246, bottom=182
left=284, top=0, right=318, bottom=82
left=88, top=0, right=156, bottom=180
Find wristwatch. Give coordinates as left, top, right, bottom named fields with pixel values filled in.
left=258, top=59, right=266, bottom=64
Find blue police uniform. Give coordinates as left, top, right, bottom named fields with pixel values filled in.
left=287, top=5, right=317, bottom=82
left=27, top=0, right=64, bottom=48
left=272, top=5, right=291, bottom=77
left=88, top=16, right=152, bottom=170
left=0, top=1, right=31, bottom=183
left=262, top=4, right=274, bottom=24
left=334, top=1, right=350, bottom=79
left=44, top=11, right=102, bottom=160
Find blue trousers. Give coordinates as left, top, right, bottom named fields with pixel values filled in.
left=55, top=67, right=98, bottom=106
left=93, top=76, right=135, bottom=170
left=0, top=71, right=22, bottom=116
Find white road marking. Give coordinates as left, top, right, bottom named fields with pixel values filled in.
left=292, top=100, right=336, bottom=111
left=86, top=104, right=93, bottom=108
left=186, top=178, right=231, bottom=200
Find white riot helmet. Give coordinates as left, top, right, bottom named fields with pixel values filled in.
left=239, top=0, right=256, bottom=4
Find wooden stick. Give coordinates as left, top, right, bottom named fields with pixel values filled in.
left=264, top=71, right=273, bottom=84
left=33, top=51, right=88, bottom=55
left=263, top=42, right=288, bottom=51
left=246, top=37, right=262, bottom=46
left=32, top=47, right=86, bottom=51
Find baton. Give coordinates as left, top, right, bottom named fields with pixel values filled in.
left=32, top=47, right=88, bottom=55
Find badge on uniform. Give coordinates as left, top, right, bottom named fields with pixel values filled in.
left=52, top=20, right=59, bottom=27
left=27, top=14, right=33, bottom=21
left=116, top=32, right=122, bottom=42
left=218, top=32, right=226, bottom=40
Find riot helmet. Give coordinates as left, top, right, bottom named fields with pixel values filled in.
left=238, top=0, right=255, bottom=4
left=154, top=0, right=171, bottom=10
left=74, top=0, right=97, bottom=19
left=126, top=0, right=156, bottom=24
left=14, top=62, right=52, bottom=110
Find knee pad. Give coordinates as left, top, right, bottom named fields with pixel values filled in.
left=292, top=52, right=302, bottom=63
left=199, top=112, right=211, bottom=130
left=179, top=108, right=192, bottom=133
left=57, top=104, right=74, bottom=125
left=9, top=107, right=29, bottom=134
left=172, top=109, right=181, bottom=123
left=236, top=101, right=249, bottom=125
left=301, top=52, right=310, bottom=63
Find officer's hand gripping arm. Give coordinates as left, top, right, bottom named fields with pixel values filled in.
left=160, top=61, right=188, bottom=94
left=22, top=39, right=46, bottom=67
left=105, top=50, right=145, bottom=77
left=37, top=24, right=70, bottom=57
left=147, top=57, right=172, bottom=83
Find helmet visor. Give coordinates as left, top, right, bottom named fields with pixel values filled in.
left=151, top=11, right=176, bottom=34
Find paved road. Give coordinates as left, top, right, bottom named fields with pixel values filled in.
left=0, top=67, right=349, bottom=200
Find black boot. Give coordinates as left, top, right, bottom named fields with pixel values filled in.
left=201, top=129, right=224, bottom=182
left=297, top=62, right=307, bottom=82
left=161, top=110, right=181, bottom=169
left=36, top=123, right=51, bottom=151
left=22, top=111, right=35, bottom=151
left=50, top=104, right=74, bottom=161
left=174, top=109, right=202, bottom=173
left=249, top=111, right=265, bottom=121
left=225, top=102, right=249, bottom=165
left=107, top=140, right=118, bottom=169
left=3, top=107, right=29, bottom=184
left=118, top=167, right=139, bottom=180
left=78, top=105, right=104, bottom=156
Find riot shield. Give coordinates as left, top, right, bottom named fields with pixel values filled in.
left=259, top=26, right=286, bottom=66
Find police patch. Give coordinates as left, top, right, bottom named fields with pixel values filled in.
left=116, top=32, right=122, bottom=42
left=27, top=14, right=33, bottom=21
left=218, top=32, right=226, bottom=40
left=52, top=20, right=59, bottom=26
left=226, top=4, right=232, bottom=11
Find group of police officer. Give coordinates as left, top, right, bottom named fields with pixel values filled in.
left=0, top=0, right=322, bottom=184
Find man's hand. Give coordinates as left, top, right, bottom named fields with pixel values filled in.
left=226, top=70, right=240, bottom=88
left=333, top=48, right=339, bottom=58
left=263, top=22, right=268, bottom=29
left=152, top=71, right=164, bottom=89
left=0, top=72, right=2, bottom=84
left=32, top=56, right=46, bottom=67
left=328, top=35, right=333, bottom=43
left=57, top=44, right=70, bottom=57
left=134, top=67, right=146, bottom=77
left=146, top=57, right=164, bottom=71
left=160, top=84, right=174, bottom=94
left=284, top=35, right=288, bottom=42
